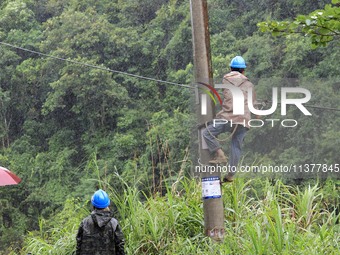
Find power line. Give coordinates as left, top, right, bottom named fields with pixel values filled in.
left=1, top=41, right=339, bottom=113
left=302, top=104, right=340, bottom=112
left=0, top=41, right=194, bottom=89
left=258, top=100, right=340, bottom=112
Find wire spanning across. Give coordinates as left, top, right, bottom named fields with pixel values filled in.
left=1, top=41, right=339, bottom=113
left=0, top=41, right=194, bottom=89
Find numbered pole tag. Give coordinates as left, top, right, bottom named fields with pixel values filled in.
left=202, top=176, right=221, bottom=199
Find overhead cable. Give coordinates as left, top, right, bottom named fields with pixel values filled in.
left=1, top=41, right=339, bottom=112
left=0, top=41, right=194, bottom=89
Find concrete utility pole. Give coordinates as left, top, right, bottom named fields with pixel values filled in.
left=190, top=0, right=225, bottom=241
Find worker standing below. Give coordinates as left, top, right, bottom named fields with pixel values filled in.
left=76, top=189, right=125, bottom=255
left=203, top=56, right=256, bottom=182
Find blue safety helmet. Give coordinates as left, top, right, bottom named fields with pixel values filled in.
left=91, top=189, right=110, bottom=209
left=229, top=56, right=247, bottom=69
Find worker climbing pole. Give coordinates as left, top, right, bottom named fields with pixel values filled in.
left=189, top=0, right=225, bottom=241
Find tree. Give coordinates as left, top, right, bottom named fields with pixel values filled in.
left=258, top=0, right=340, bottom=47
left=0, top=86, right=11, bottom=148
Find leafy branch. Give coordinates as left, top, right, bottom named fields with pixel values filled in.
left=258, top=0, right=340, bottom=47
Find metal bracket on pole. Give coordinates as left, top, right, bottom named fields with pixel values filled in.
left=195, top=84, right=200, bottom=105
left=200, top=127, right=208, bottom=150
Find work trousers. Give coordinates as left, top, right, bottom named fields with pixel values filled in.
left=203, top=122, right=248, bottom=173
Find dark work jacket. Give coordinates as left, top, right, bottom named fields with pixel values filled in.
left=76, top=210, right=125, bottom=255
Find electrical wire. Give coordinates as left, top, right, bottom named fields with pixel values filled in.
left=1, top=41, right=340, bottom=112
left=257, top=100, right=340, bottom=112
left=0, top=41, right=194, bottom=89
left=299, top=104, right=340, bottom=112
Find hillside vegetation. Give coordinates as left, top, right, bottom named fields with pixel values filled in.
left=0, top=0, right=339, bottom=254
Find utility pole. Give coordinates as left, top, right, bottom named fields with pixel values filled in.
left=190, top=0, right=225, bottom=241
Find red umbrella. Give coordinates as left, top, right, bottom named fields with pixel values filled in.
left=0, top=166, right=21, bottom=186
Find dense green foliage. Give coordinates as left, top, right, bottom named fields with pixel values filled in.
left=0, top=0, right=339, bottom=254
left=258, top=0, right=340, bottom=47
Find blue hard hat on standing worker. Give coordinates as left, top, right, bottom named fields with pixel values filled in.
left=229, top=56, right=247, bottom=69
left=91, top=189, right=110, bottom=209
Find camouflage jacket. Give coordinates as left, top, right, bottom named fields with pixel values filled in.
left=76, top=210, right=125, bottom=255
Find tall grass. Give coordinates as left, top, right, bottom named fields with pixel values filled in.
left=21, top=177, right=340, bottom=255
left=21, top=199, right=88, bottom=255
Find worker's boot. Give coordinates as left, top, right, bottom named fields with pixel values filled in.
left=222, top=174, right=234, bottom=183
left=209, top=155, right=228, bottom=164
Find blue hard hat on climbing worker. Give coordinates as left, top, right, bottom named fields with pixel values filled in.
left=229, top=56, right=247, bottom=69
left=91, top=189, right=110, bottom=209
